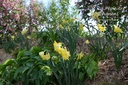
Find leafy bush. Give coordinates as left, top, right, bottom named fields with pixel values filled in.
left=0, top=46, right=53, bottom=85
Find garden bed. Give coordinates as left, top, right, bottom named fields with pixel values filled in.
left=0, top=48, right=128, bottom=85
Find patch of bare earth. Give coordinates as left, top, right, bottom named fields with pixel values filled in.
left=0, top=49, right=12, bottom=64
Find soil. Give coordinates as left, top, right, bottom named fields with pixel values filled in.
left=0, top=49, right=12, bottom=64
left=85, top=49, right=128, bottom=85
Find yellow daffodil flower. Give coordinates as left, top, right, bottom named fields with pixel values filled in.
left=58, top=47, right=70, bottom=60
left=59, top=24, right=64, bottom=29
left=97, top=24, right=106, bottom=32
left=11, top=36, right=15, bottom=40
left=21, top=28, right=28, bottom=35
left=67, top=26, right=70, bottom=31
left=39, top=51, right=50, bottom=60
left=53, top=41, right=70, bottom=60
left=62, top=19, right=67, bottom=24
left=114, top=25, right=123, bottom=33
left=79, top=24, right=84, bottom=30
left=92, top=12, right=100, bottom=20
left=72, top=17, right=77, bottom=21
left=85, top=40, right=90, bottom=44
left=77, top=52, right=84, bottom=60
left=15, top=32, right=17, bottom=35
left=27, top=36, right=31, bottom=39
left=57, top=47, right=65, bottom=54
left=61, top=48, right=70, bottom=60
left=53, top=41, right=62, bottom=52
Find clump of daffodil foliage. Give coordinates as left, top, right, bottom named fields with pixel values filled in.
left=84, top=10, right=127, bottom=70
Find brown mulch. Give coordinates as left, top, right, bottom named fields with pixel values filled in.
left=0, top=49, right=12, bottom=63
left=85, top=49, right=128, bottom=85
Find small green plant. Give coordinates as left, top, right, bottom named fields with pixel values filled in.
left=105, top=27, right=127, bottom=69
left=86, top=29, right=108, bottom=62
left=78, top=54, right=98, bottom=80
